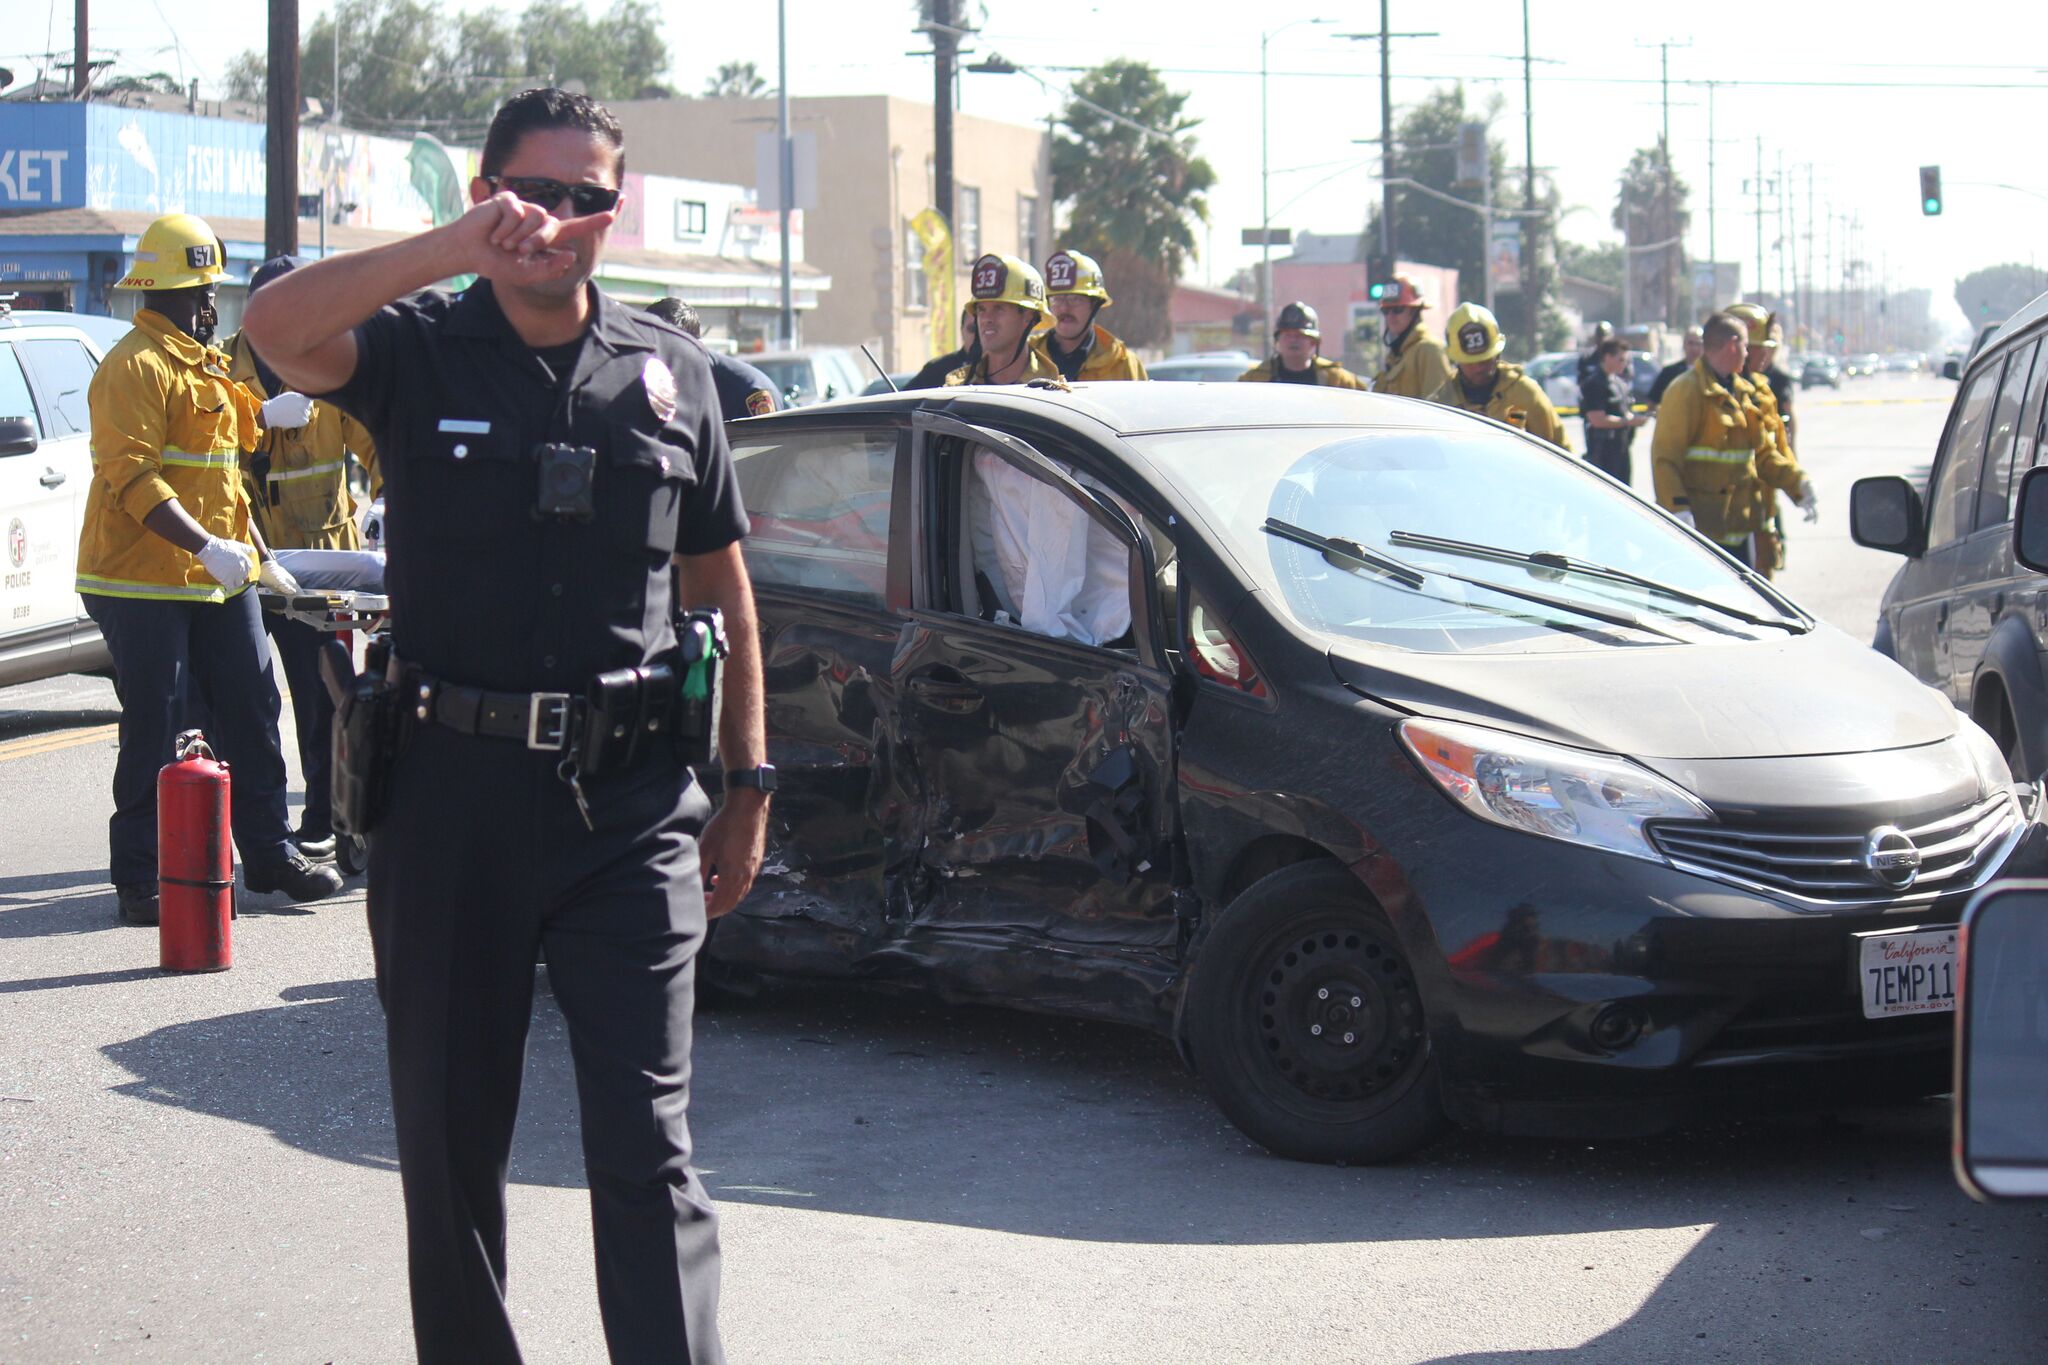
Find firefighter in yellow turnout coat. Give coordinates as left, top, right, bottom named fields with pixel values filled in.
left=1650, top=311, right=1794, bottom=568
left=1725, top=303, right=1817, bottom=577
left=1427, top=303, right=1572, bottom=451
left=1372, top=274, right=1455, bottom=400
left=1238, top=302, right=1368, bottom=387
left=77, top=213, right=343, bottom=925
left=1033, top=250, right=1148, bottom=382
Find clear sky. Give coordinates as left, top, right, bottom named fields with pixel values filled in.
left=20, top=0, right=2045, bottom=334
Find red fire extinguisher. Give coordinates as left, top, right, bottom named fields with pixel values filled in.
left=159, top=729, right=233, bottom=973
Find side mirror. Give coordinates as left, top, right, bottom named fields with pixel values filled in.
left=1944, top=360, right=1961, bottom=380
left=0, top=415, right=37, bottom=457
left=1955, top=880, right=2048, bottom=1201
left=1849, top=475, right=1924, bottom=557
left=2014, top=467, right=2048, bottom=574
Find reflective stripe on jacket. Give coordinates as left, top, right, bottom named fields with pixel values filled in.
left=1374, top=326, right=1455, bottom=400
left=1032, top=324, right=1148, bottom=381
left=225, top=331, right=380, bottom=551
left=1236, top=356, right=1368, bottom=388
left=1426, top=363, right=1573, bottom=452
left=77, top=309, right=263, bottom=602
left=1650, top=359, right=1770, bottom=544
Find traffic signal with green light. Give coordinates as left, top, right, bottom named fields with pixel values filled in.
left=1366, top=252, right=1395, bottom=300
left=1920, top=165, right=1943, bottom=216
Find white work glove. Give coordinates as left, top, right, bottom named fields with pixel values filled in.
left=196, top=536, right=257, bottom=588
left=256, top=556, right=302, bottom=596
left=1674, top=509, right=1697, bottom=530
left=260, top=391, right=315, bottom=429
left=1798, top=478, right=1819, bottom=523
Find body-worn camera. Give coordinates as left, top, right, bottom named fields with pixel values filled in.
left=534, top=442, right=597, bottom=521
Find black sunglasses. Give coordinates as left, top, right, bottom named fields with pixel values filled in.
left=484, top=175, right=621, bottom=217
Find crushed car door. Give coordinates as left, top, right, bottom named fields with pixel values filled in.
left=895, top=409, right=1181, bottom=965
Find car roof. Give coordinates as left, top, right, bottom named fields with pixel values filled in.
left=752, top=379, right=1473, bottom=439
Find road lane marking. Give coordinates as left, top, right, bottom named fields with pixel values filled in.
left=0, top=723, right=119, bottom=763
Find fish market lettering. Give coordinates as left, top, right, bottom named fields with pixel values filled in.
left=0, top=149, right=71, bottom=204
left=186, top=143, right=264, bottom=199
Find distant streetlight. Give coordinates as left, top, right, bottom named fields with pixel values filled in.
left=1259, top=18, right=1334, bottom=329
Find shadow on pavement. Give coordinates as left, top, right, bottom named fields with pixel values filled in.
left=98, top=968, right=2048, bottom=1259
left=0, top=965, right=166, bottom=995
left=0, top=871, right=121, bottom=938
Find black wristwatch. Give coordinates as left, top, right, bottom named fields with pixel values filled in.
left=723, top=764, right=777, bottom=794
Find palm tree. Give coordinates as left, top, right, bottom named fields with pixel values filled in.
left=704, top=60, right=769, bottom=99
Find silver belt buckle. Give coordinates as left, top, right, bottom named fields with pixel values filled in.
left=527, top=692, right=572, bottom=750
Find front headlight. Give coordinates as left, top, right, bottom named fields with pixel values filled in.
left=1398, top=717, right=1712, bottom=863
left=1954, top=715, right=2016, bottom=797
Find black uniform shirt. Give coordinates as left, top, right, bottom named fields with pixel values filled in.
left=696, top=340, right=780, bottom=420
left=1764, top=364, right=1795, bottom=416
left=1648, top=358, right=1690, bottom=406
left=1579, top=368, right=1636, bottom=455
left=321, top=279, right=749, bottom=693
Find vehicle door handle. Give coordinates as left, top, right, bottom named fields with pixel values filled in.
left=39, top=468, right=66, bottom=488
left=906, top=671, right=984, bottom=713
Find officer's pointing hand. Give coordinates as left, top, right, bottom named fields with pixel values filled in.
left=461, top=192, right=616, bottom=283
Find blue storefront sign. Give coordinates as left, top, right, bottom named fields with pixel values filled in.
left=0, top=103, right=268, bottom=218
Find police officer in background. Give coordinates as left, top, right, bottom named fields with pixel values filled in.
left=1428, top=303, right=1572, bottom=451
left=1578, top=336, right=1648, bottom=484
left=1648, top=325, right=1703, bottom=409
left=644, top=297, right=780, bottom=420
left=244, top=88, right=763, bottom=1364
left=908, top=304, right=979, bottom=389
left=224, top=254, right=381, bottom=858
left=1034, top=249, right=1147, bottom=381
left=946, top=253, right=1062, bottom=385
left=1237, top=301, right=1367, bottom=387
left=1371, top=275, right=1453, bottom=399
left=80, top=213, right=344, bottom=924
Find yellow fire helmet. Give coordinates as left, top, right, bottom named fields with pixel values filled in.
left=1726, top=301, right=1778, bottom=349
left=1044, top=249, right=1111, bottom=306
left=1445, top=301, right=1506, bottom=364
left=116, top=213, right=228, bottom=291
left=968, top=252, right=1050, bottom=318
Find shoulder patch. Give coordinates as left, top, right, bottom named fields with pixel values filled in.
left=745, top=389, right=775, bottom=416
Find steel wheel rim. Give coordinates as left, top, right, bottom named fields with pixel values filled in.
left=1246, top=914, right=1427, bottom=1109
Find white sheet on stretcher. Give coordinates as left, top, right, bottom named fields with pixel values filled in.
left=271, top=548, right=387, bottom=592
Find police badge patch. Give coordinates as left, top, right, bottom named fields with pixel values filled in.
left=745, top=389, right=774, bottom=417
left=642, top=356, right=678, bottom=422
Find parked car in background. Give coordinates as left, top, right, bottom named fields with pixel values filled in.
left=1149, top=352, right=1256, bottom=383
left=1853, top=288, right=2048, bottom=778
left=1884, top=352, right=1923, bottom=374
left=1523, top=351, right=1581, bottom=408
left=1801, top=354, right=1844, bottom=389
left=862, top=372, right=920, bottom=397
left=752, top=347, right=873, bottom=407
left=711, top=379, right=2043, bottom=1165
left=0, top=308, right=114, bottom=686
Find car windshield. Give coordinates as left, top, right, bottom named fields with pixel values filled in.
left=1133, top=425, right=1802, bottom=653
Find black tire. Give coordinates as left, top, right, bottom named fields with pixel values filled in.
left=1185, top=861, right=1448, bottom=1164
left=335, top=834, right=367, bottom=877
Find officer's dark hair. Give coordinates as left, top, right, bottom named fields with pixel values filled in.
left=481, top=87, right=626, bottom=182
left=645, top=297, right=702, bottom=337
left=1594, top=338, right=1630, bottom=362
left=1701, top=313, right=1745, bottom=352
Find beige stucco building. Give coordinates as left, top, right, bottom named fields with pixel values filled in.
left=610, top=94, right=1052, bottom=370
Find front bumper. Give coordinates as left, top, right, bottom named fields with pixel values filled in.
left=1394, top=809, right=2048, bottom=1139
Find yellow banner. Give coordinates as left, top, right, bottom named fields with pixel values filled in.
left=910, top=207, right=955, bottom=363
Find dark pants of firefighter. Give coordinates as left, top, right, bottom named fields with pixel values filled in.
left=261, top=612, right=346, bottom=836
left=82, top=588, right=294, bottom=887
left=367, top=725, right=723, bottom=1365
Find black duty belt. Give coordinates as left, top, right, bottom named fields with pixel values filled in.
left=415, top=676, right=580, bottom=751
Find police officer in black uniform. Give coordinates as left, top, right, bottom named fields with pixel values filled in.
left=243, top=88, right=768, bottom=1365
left=643, top=297, right=780, bottom=421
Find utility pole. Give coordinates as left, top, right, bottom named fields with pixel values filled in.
left=1777, top=149, right=1789, bottom=306
left=1705, top=82, right=1716, bottom=268
left=777, top=0, right=794, bottom=347
left=73, top=0, right=88, bottom=96
left=1521, top=0, right=1540, bottom=354
left=1805, top=167, right=1816, bottom=347
left=1751, top=136, right=1765, bottom=305
left=1636, top=39, right=1686, bottom=327
left=929, top=0, right=957, bottom=236
left=1342, top=7, right=1436, bottom=265
left=264, top=0, right=300, bottom=259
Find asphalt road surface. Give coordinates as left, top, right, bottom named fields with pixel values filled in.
left=5, top=371, right=2045, bottom=1364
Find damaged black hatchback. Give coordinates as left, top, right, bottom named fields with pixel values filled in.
left=708, top=381, right=2047, bottom=1163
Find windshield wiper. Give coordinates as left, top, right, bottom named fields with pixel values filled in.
left=1386, top=529, right=1808, bottom=633
left=1263, top=518, right=1681, bottom=641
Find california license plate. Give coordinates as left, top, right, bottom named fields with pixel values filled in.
left=1855, top=926, right=1958, bottom=1019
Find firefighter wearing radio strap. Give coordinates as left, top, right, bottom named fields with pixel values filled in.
left=1427, top=302, right=1572, bottom=451
left=947, top=252, right=1063, bottom=386
left=77, top=212, right=345, bottom=927
left=1032, top=249, right=1147, bottom=382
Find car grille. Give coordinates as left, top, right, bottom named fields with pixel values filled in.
left=1649, top=793, right=2024, bottom=909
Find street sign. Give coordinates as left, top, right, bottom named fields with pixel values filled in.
left=1241, top=228, right=1292, bottom=247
